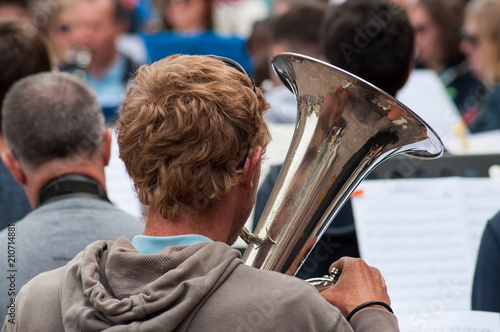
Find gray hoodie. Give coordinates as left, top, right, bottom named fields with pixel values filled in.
left=2, top=237, right=399, bottom=331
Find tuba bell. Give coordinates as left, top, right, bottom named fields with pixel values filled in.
left=240, top=53, right=444, bottom=285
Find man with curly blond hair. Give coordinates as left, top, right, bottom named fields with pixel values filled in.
left=4, top=55, right=399, bottom=331
left=118, top=54, right=271, bottom=223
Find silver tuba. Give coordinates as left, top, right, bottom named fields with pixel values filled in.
left=240, top=53, right=444, bottom=284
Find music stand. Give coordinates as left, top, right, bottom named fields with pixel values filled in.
left=296, top=153, right=500, bottom=279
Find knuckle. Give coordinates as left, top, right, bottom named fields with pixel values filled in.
left=352, top=258, right=368, bottom=268
left=370, top=266, right=381, bottom=275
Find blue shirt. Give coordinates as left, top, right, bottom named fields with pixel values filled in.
left=85, top=54, right=127, bottom=109
left=0, top=160, right=31, bottom=230
left=132, top=234, right=213, bottom=254
left=468, top=85, right=500, bottom=134
left=141, top=31, right=252, bottom=74
left=472, top=210, right=500, bottom=313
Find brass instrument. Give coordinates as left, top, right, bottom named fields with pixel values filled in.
left=240, top=53, right=444, bottom=287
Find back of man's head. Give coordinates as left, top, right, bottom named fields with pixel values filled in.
left=321, top=0, right=414, bottom=96
left=2, top=72, right=104, bottom=170
left=0, top=18, right=51, bottom=133
left=272, top=2, right=326, bottom=58
left=118, top=55, right=270, bottom=219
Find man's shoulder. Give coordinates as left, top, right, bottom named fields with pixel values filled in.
left=40, top=197, right=144, bottom=237
left=224, top=263, right=334, bottom=309
left=486, top=210, right=500, bottom=238
left=35, top=197, right=138, bottom=218
left=193, top=263, right=345, bottom=331
left=6, top=252, right=89, bottom=332
left=481, top=86, right=500, bottom=111
left=20, top=264, right=66, bottom=293
left=0, top=197, right=142, bottom=248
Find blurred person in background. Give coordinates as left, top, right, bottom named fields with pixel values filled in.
left=321, top=0, right=414, bottom=98
left=407, top=0, right=481, bottom=114
left=0, top=71, right=144, bottom=321
left=31, top=0, right=77, bottom=69
left=0, top=18, right=51, bottom=231
left=469, top=0, right=500, bottom=313
left=460, top=0, right=500, bottom=133
left=152, top=0, right=213, bottom=32
left=246, top=17, right=274, bottom=87
left=64, top=0, right=138, bottom=120
left=263, top=1, right=326, bottom=124
left=473, top=208, right=500, bottom=313
left=123, top=0, right=158, bottom=33
left=246, top=0, right=326, bottom=92
left=142, top=0, right=251, bottom=73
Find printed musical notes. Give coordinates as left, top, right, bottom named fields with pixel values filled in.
left=352, top=177, right=500, bottom=317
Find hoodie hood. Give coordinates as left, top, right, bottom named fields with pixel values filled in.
left=59, top=237, right=242, bottom=331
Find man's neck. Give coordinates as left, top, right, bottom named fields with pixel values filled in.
left=142, top=169, right=257, bottom=245
left=25, top=158, right=107, bottom=208
left=0, top=135, right=8, bottom=154
left=88, top=50, right=118, bottom=78
left=143, top=201, right=236, bottom=244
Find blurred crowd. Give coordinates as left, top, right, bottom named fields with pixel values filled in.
left=1, top=0, right=499, bottom=133
left=2, top=0, right=500, bottom=318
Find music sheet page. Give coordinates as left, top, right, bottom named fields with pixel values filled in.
left=351, top=177, right=500, bottom=329
left=105, top=130, right=143, bottom=218
left=397, top=310, right=500, bottom=332
left=396, top=69, right=463, bottom=145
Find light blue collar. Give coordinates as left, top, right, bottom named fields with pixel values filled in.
left=85, top=54, right=126, bottom=107
left=132, top=234, right=213, bottom=254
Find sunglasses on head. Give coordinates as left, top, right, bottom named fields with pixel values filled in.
left=207, top=55, right=256, bottom=93
left=207, top=55, right=255, bottom=170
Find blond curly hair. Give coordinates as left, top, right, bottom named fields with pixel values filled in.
left=118, top=54, right=270, bottom=218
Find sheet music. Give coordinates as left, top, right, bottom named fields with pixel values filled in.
left=396, top=69, right=500, bottom=154
left=397, top=69, right=464, bottom=146
left=352, top=177, right=500, bottom=315
left=398, top=310, right=500, bottom=332
left=105, top=130, right=143, bottom=218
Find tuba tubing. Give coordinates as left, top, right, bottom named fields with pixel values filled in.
left=240, top=53, right=444, bottom=287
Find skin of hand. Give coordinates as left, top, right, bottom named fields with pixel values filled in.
left=320, top=257, right=391, bottom=318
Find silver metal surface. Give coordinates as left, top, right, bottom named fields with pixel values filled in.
left=306, top=267, right=341, bottom=292
left=241, top=53, right=444, bottom=278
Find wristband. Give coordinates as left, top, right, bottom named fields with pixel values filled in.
left=346, top=301, right=394, bottom=322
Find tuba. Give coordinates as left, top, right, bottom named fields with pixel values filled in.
left=240, top=53, right=444, bottom=286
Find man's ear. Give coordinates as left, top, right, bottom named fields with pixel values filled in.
left=2, top=151, right=27, bottom=186
left=102, top=129, right=112, bottom=167
left=242, top=146, right=262, bottom=191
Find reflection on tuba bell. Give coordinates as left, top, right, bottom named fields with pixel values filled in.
left=240, top=53, right=444, bottom=286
